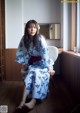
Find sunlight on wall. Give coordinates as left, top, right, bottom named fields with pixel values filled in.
left=71, top=3, right=76, bottom=49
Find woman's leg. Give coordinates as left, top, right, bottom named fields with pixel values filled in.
left=24, top=98, right=36, bottom=109
left=17, top=86, right=28, bottom=108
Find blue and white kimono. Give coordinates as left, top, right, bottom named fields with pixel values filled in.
left=16, top=35, right=54, bottom=100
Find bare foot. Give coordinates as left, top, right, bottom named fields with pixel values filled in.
left=16, top=101, right=24, bottom=109
left=24, top=99, right=36, bottom=109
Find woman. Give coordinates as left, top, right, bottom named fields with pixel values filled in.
left=16, top=20, right=55, bottom=110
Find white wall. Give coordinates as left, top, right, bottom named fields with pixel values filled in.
left=46, top=39, right=61, bottom=48
left=5, top=0, right=23, bottom=48
left=63, top=3, right=72, bottom=51
left=23, top=0, right=61, bottom=23
left=5, top=0, right=61, bottom=48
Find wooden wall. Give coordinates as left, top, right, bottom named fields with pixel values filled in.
left=0, top=0, right=5, bottom=80
left=61, top=52, right=80, bottom=103
left=5, top=49, right=22, bottom=81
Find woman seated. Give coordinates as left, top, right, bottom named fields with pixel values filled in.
left=16, top=20, right=55, bottom=110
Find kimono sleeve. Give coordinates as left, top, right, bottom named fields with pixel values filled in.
left=16, top=38, right=29, bottom=65
left=39, top=36, right=54, bottom=67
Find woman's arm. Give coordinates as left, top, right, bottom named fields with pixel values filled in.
left=16, top=37, right=29, bottom=65
left=47, top=67, right=55, bottom=76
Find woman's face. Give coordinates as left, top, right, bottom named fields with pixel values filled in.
left=27, top=23, right=37, bottom=37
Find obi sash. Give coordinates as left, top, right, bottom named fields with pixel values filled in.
left=29, top=56, right=42, bottom=65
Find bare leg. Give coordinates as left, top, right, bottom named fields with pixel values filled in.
left=24, top=98, right=36, bottom=109
left=17, top=86, right=28, bottom=109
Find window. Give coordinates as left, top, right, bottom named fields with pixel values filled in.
left=62, top=0, right=80, bottom=51
left=71, top=2, right=77, bottom=50
left=77, top=1, right=80, bottom=50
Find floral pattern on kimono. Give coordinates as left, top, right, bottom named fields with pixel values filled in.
left=16, top=35, right=54, bottom=100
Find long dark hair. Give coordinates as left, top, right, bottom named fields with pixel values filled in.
left=23, top=20, right=39, bottom=50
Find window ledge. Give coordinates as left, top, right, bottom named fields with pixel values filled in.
left=63, top=50, right=80, bottom=57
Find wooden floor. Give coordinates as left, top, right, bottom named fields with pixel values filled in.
left=0, top=76, right=76, bottom=113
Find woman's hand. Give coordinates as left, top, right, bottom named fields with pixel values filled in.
left=48, top=67, right=55, bottom=77
left=21, top=64, right=28, bottom=74
left=21, top=64, right=28, bottom=71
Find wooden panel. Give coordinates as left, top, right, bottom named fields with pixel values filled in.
left=54, top=53, right=62, bottom=75
left=5, top=49, right=22, bottom=81
left=0, top=0, right=5, bottom=80
left=61, top=52, right=80, bottom=103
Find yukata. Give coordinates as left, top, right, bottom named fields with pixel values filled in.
left=16, top=35, right=54, bottom=100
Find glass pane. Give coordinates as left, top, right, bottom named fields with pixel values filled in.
left=39, top=23, right=61, bottom=39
